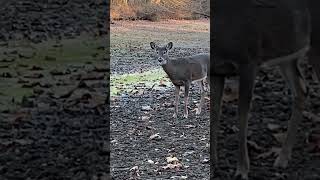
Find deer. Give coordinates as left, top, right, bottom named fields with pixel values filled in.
left=211, top=0, right=320, bottom=179
left=150, top=42, right=210, bottom=119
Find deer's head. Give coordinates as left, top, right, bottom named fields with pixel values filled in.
left=150, top=42, right=173, bottom=65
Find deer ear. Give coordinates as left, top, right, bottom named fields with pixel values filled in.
left=166, top=42, right=173, bottom=50
left=150, top=42, right=157, bottom=49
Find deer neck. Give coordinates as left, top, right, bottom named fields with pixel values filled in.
left=161, top=61, right=176, bottom=79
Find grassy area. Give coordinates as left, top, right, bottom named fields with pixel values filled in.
left=110, top=68, right=171, bottom=96
left=0, top=35, right=106, bottom=112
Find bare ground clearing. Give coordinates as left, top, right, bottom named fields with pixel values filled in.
left=110, top=20, right=210, bottom=179
left=110, top=19, right=320, bottom=180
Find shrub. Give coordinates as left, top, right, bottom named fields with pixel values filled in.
left=110, top=0, right=209, bottom=21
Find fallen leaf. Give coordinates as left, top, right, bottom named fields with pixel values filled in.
left=202, top=158, right=209, bottom=163
left=162, top=163, right=182, bottom=170
left=110, top=139, right=118, bottom=144
left=166, top=156, right=179, bottom=163
left=184, top=124, right=196, bottom=129
left=170, top=175, right=188, bottom=179
left=159, top=79, right=167, bottom=87
left=147, top=160, right=154, bottom=164
left=149, top=133, right=161, bottom=140
left=183, top=151, right=195, bottom=156
left=130, top=166, right=139, bottom=171
left=163, top=102, right=173, bottom=108
left=231, top=125, right=239, bottom=132
left=141, top=105, right=153, bottom=111
left=141, top=116, right=150, bottom=121
left=136, top=89, right=144, bottom=96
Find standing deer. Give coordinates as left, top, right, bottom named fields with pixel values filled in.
left=211, top=0, right=319, bottom=179
left=150, top=42, right=210, bottom=119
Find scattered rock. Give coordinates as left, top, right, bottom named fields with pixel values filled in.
left=141, top=105, right=153, bottom=111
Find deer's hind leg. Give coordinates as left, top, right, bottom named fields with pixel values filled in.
left=274, top=59, right=306, bottom=168
left=196, top=80, right=206, bottom=115
left=183, top=82, right=190, bottom=118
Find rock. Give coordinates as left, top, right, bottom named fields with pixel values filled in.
left=18, top=50, right=36, bottom=59
left=141, top=105, right=153, bottom=111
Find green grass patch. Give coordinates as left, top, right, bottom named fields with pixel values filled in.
left=111, top=68, right=170, bottom=96
left=0, top=35, right=107, bottom=112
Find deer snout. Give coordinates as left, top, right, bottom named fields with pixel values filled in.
left=157, top=57, right=165, bottom=63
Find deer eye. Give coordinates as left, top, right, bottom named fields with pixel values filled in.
left=163, top=51, right=167, bottom=54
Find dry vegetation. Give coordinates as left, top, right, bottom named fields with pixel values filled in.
left=110, top=0, right=210, bottom=21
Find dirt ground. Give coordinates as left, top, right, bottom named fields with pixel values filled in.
left=110, top=20, right=210, bottom=179
left=0, top=1, right=110, bottom=180
left=0, top=35, right=110, bottom=180
left=110, top=19, right=320, bottom=180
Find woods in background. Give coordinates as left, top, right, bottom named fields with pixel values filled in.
left=110, top=0, right=210, bottom=21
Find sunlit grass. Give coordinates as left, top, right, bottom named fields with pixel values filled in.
left=110, top=68, right=170, bottom=96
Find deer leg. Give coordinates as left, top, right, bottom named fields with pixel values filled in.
left=235, top=64, right=257, bottom=180
left=308, top=56, right=320, bottom=83
left=173, top=85, right=180, bottom=119
left=274, top=60, right=306, bottom=168
left=203, top=78, right=209, bottom=92
left=183, top=82, right=190, bottom=118
left=210, top=75, right=225, bottom=178
left=196, top=80, right=205, bottom=115
left=206, top=77, right=210, bottom=92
